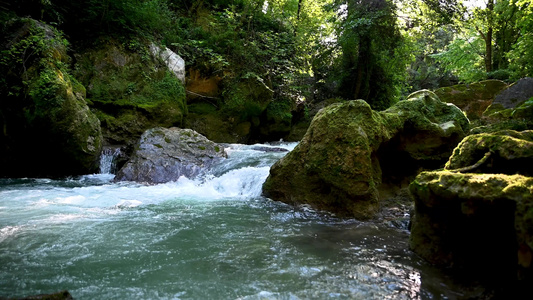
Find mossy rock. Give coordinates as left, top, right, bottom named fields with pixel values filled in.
left=409, top=171, right=533, bottom=281
left=445, top=130, right=533, bottom=176
left=73, top=39, right=187, bottom=146
left=477, top=97, right=533, bottom=133
left=263, top=91, right=469, bottom=219
left=434, top=80, right=507, bottom=120
left=0, top=18, right=102, bottom=177
left=263, top=100, right=388, bottom=219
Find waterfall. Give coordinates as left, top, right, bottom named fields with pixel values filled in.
left=99, top=147, right=122, bottom=174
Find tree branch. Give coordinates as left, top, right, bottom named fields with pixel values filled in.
left=449, top=151, right=493, bottom=173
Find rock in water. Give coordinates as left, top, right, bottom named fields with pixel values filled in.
left=263, top=90, right=469, bottom=219
left=0, top=290, right=73, bottom=300
left=410, top=130, right=533, bottom=282
left=115, top=127, right=226, bottom=183
left=409, top=171, right=533, bottom=282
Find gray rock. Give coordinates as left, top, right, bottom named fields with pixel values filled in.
left=115, top=127, right=227, bottom=183
left=493, top=77, right=533, bottom=109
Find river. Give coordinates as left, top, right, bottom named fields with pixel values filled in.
left=0, top=143, right=482, bottom=299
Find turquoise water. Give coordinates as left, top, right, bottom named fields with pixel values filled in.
left=0, top=144, right=474, bottom=299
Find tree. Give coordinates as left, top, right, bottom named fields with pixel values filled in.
left=331, top=0, right=409, bottom=109
left=431, top=0, right=530, bottom=82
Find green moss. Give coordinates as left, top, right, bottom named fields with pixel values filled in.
left=164, top=137, right=171, bottom=143
left=198, top=146, right=206, bottom=150
left=188, top=102, right=218, bottom=114
left=72, top=40, right=188, bottom=144
left=215, top=146, right=220, bottom=152
left=154, top=144, right=163, bottom=149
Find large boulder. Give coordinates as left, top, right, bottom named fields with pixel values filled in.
left=434, top=80, right=508, bottom=120
left=492, top=77, right=533, bottom=109
left=473, top=78, right=533, bottom=134
left=262, top=90, right=469, bottom=219
left=445, top=130, right=533, bottom=176
left=409, top=171, right=533, bottom=282
left=115, top=127, right=227, bottom=183
left=410, top=129, right=533, bottom=282
left=0, top=18, right=103, bottom=177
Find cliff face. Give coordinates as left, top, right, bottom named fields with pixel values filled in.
left=73, top=39, right=187, bottom=148
left=0, top=18, right=103, bottom=177
left=0, top=17, right=189, bottom=177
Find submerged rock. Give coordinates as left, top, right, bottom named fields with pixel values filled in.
left=251, top=146, right=289, bottom=152
left=0, top=290, right=74, bottom=300
left=115, top=127, right=226, bottom=183
left=409, top=171, right=533, bottom=282
left=263, top=90, right=469, bottom=219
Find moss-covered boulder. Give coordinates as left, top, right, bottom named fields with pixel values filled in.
left=473, top=78, right=533, bottom=134
left=434, top=80, right=508, bottom=120
left=73, top=39, right=187, bottom=146
left=445, top=130, right=533, bottom=176
left=476, top=97, right=533, bottom=133
left=409, top=171, right=533, bottom=282
left=262, top=90, right=469, bottom=219
left=0, top=18, right=102, bottom=177
left=492, top=77, right=533, bottom=109
left=115, top=127, right=227, bottom=183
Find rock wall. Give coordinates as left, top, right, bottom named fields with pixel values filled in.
left=73, top=40, right=187, bottom=148
left=0, top=18, right=103, bottom=177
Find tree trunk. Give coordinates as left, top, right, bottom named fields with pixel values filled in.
left=484, top=0, right=494, bottom=73
left=484, top=26, right=493, bottom=73
left=297, top=0, right=302, bottom=20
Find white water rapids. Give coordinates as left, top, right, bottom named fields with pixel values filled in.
left=0, top=143, right=481, bottom=299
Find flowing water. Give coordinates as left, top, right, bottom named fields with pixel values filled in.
left=1, top=143, right=481, bottom=299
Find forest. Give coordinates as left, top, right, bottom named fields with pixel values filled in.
left=2, top=0, right=532, bottom=114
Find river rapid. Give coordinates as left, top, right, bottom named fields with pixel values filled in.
left=1, top=143, right=482, bottom=299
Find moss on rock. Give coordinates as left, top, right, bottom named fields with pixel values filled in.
left=263, top=90, right=469, bottom=219
left=73, top=39, right=187, bottom=146
left=445, top=130, right=533, bottom=176
left=434, top=80, right=508, bottom=120
left=409, top=171, right=533, bottom=281
left=0, top=18, right=103, bottom=177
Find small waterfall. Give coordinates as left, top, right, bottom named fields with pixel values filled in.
left=99, top=147, right=122, bottom=174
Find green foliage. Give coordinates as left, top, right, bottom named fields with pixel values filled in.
left=431, top=33, right=486, bottom=83
left=0, top=18, right=69, bottom=113
left=325, top=0, right=410, bottom=110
